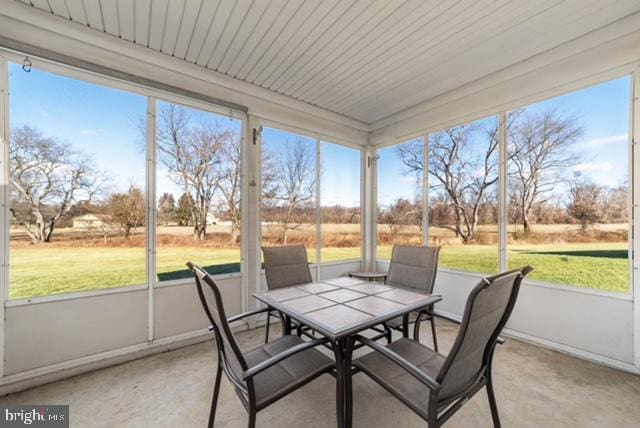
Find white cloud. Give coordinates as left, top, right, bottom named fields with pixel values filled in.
left=399, top=176, right=420, bottom=185
left=573, top=161, right=614, bottom=174
left=583, top=134, right=627, bottom=148
left=80, top=129, right=101, bottom=137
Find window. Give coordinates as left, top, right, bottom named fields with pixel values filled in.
left=377, top=139, right=424, bottom=260
left=428, top=116, right=499, bottom=274
left=506, top=77, right=631, bottom=293
left=8, top=64, right=147, bottom=298
left=320, top=142, right=361, bottom=263
left=155, top=101, right=243, bottom=281
left=261, top=128, right=317, bottom=263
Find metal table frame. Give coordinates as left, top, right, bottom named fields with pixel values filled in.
left=254, top=281, right=441, bottom=428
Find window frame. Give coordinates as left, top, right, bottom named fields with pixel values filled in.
left=258, top=123, right=365, bottom=280
left=0, top=50, right=248, bottom=306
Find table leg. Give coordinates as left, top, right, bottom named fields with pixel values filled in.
left=334, top=337, right=355, bottom=428
left=344, top=337, right=355, bottom=428
left=402, top=314, right=409, bottom=338
left=334, top=339, right=345, bottom=428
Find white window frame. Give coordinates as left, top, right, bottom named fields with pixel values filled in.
left=0, top=49, right=249, bottom=307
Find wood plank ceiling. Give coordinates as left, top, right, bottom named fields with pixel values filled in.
left=17, top=0, right=640, bottom=124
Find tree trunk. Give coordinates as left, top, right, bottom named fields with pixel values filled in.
left=34, top=211, right=46, bottom=243
left=230, top=223, right=240, bottom=244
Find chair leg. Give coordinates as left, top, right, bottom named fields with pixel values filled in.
left=247, top=410, right=256, bottom=428
left=430, top=316, right=438, bottom=353
left=264, top=312, right=271, bottom=344
left=486, top=367, right=501, bottom=428
left=208, top=364, right=223, bottom=428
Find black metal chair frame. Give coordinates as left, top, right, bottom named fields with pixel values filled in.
left=188, top=262, right=335, bottom=428
left=354, top=266, right=533, bottom=428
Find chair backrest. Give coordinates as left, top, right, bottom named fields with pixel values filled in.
left=386, top=245, right=440, bottom=293
left=262, top=245, right=313, bottom=289
left=436, top=266, right=532, bottom=403
left=187, top=262, right=248, bottom=393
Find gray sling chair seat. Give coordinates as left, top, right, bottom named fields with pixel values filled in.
left=187, top=262, right=335, bottom=428
left=262, top=245, right=314, bottom=342
left=353, top=266, right=533, bottom=428
left=384, top=245, right=441, bottom=349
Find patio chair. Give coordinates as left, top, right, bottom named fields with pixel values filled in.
left=262, top=245, right=314, bottom=343
left=384, top=245, right=441, bottom=349
left=353, top=266, right=533, bottom=428
left=187, top=262, right=334, bottom=428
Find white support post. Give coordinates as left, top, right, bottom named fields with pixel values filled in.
left=240, top=113, right=250, bottom=315
left=631, top=69, right=640, bottom=369
left=498, top=112, right=508, bottom=272
left=245, top=115, right=263, bottom=319
left=145, top=97, right=157, bottom=342
left=422, top=135, right=429, bottom=245
left=315, top=139, right=322, bottom=281
left=362, top=146, right=377, bottom=271
left=0, top=55, right=9, bottom=375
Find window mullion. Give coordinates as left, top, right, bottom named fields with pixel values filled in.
left=499, top=111, right=508, bottom=273
left=146, top=96, right=157, bottom=342
left=316, top=139, right=322, bottom=280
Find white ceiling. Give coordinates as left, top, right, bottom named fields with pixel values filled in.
left=16, top=0, right=640, bottom=124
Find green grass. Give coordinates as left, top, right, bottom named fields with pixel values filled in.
left=379, top=243, right=629, bottom=293
left=9, top=242, right=630, bottom=299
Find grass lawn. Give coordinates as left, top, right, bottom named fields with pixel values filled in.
left=379, top=242, right=629, bottom=293
left=9, top=242, right=629, bottom=299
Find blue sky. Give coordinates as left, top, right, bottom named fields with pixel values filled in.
left=8, top=63, right=630, bottom=209
left=377, top=76, right=631, bottom=206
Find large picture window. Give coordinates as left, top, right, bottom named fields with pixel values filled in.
left=377, top=139, right=424, bottom=260
left=155, top=101, right=243, bottom=281
left=261, top=128, right=317, bottom=263
left=8, top=64, right=147, bottom=298
left=320, top=142, right=361, bottom=263
left=428, top=116, right=499, bottom=274
left=506, top=77, right=631, bottom=293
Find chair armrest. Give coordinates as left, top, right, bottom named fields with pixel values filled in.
left=356, top=335, right=440, bottom=391
left=422, top=309, right=460, bottom=325
left=227, top=307, right=271, bottom=324
left=243, top=337, right=331, bottom=380
left=423, top=310, right=505, bottom=344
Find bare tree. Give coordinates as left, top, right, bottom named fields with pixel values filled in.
left=107, top=185, right=146, bottom=238
left=156, top=104, right=234, bottom=240
left=215, top=134, right=242, bottom=243
left=266, top=139, right=316, bottom=244
left=9, top=125, right=99, bottom=243
left=566, top=179, right=604, bottom=231
left=397, top=120, right=499, bottom=242
left=508, top=108, right=584, bottom=232
left=157, top=192, right=177, bottom=226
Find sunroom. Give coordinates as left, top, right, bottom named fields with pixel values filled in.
left=0, top=1, right=639, bottom=427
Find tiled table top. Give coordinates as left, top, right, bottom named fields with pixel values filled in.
left=254, top=277, right=440, bottom=340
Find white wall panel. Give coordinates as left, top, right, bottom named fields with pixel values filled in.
left=4, top=289, right=148, bottom=374
left=154, top=277, right=242, bottom=339
left=377, top=261, right=635, bottom=367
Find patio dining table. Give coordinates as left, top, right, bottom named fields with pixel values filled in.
left=253, top=276, right=441, bottom=428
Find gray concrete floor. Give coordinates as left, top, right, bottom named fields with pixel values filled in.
left=1, top=322, right=640, bottom=427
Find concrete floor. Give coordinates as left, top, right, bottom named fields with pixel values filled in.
left=1, top=322, right=639, bottom=427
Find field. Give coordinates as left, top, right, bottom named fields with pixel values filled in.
left=8, top=223, right=630, bottom=299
